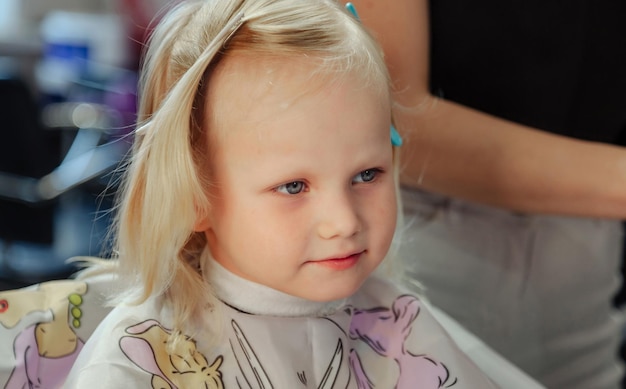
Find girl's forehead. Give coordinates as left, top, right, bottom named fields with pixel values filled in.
left=213, top=53, right=325, bottom=92
left=207, top=53, right=387, bottom=118
left=202, top=52, right=390, bottom=152
left=211, top=52, right=385, bottom=97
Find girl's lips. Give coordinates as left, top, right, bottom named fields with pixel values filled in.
left=312, top=252, right=361, bottom=270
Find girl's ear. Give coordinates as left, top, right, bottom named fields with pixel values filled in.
left=193, top=210, right=212, bottom=232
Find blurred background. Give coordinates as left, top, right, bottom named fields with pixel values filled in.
left=0, top=0, right=169, bottom=290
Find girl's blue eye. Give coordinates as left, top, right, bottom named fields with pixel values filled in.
left=353, top=169, right=380, bottom=183
left=277, top=181, right=305, bottom=195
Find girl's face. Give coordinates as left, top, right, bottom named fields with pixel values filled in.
left=197, top=54, right=396, bottom=302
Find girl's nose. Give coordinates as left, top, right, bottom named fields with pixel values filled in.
left=316, top=192, right=362, bottom=240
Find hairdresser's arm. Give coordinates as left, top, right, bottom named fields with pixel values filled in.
left=344, top=0, right=626, bottom=219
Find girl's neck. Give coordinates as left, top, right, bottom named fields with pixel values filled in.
left=205, top=256, right=347, bottom=317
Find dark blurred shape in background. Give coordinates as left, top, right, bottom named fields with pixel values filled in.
left=0, top=0, right=170, bottom=289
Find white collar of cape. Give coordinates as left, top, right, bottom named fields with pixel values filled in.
left=206, top=256, right=349, bottom=317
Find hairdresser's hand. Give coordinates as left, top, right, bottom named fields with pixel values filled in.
left=344, top=0, right=626, bottom=219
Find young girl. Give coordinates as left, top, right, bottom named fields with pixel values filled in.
left=64, top=0, right=524, bottom=387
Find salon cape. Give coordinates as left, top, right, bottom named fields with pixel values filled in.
left=64, top=261, right=541, bottom=388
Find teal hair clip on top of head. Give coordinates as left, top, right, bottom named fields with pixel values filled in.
left=345, top=2, right=360, bottom=20
left=345, top=3, right=403, bottom=147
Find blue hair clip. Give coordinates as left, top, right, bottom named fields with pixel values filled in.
left=390, top=124, right=403, bottom=147
left=345, top=2, right=360, bottom=20
left=346, top=3, right=403, bottom=147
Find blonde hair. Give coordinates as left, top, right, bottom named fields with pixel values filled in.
left=110, top=0, right=395, bottom=333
